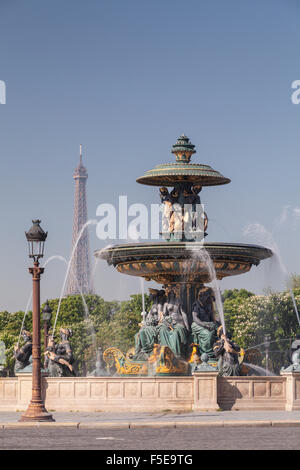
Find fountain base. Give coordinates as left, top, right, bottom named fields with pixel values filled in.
left=1, top=373, right=297, bottom=412
left=103, top=345, right=189, bottom=376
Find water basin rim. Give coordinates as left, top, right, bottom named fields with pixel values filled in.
left=94, top=242, right=273, bottom=265
left=95, top=241, right=273, bottom=254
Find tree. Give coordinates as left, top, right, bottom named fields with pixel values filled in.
left=3, top=287, right=299, bottom=376
left=96, top=294, right=152, bottom=355
left=43, top=295, right=121, bottom=374
left=0, top=293, right=151, bottom=376
left=224, top=289, right=300, bottom=373
left=223, top=288, right=255, bottom=333
left=0, top=310, right=32, bottom=375
left=288, top=273, right=300, bottom=290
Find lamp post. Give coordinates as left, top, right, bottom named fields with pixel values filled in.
left=42, top=300, right=52, bottom=368
left=20, top=220, right=54, bottom=422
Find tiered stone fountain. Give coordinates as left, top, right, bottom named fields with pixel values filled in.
left=96, top=135, right=272, bottom=376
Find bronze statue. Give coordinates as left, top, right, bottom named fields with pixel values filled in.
left=160, top=187, right=173, bottom=237
left=195, top=352, right=217, bottom=372
left=213, top=325, right=241, bottom=376
left=182, top=189, right=195, bottom=238
left=158, top=288, right=190, bottom=358
left=191, top=287, right=219, bottom=358
left=160, top=184, right=208, bottom=241
left=191, top=185, right=208, bottom=235
left=160, top=187, right=181, bottom=239
left=290, top=334, right=300, bottom=359
left=159, top=186, right=171, bottom=205
left=147, top=288, right=166, bottom=324
left=44, top=328, right=75, bottom=377
left=133, top=289, right=166, bottom=360
left=283, top=334, right=300, bottom=372
left=13, top=330, right=33, bottom=374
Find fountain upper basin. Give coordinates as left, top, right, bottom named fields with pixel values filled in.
left=95, top=242, right=273, bottom=284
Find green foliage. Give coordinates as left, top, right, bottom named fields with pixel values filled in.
left=223, top=288, right=254, bottom=333
left=96, top=294, right=152, bottom=354
left=288, top=273, right=300, bottom=289
left=0, top=310, right=32, bottom=374
left=223, top=288, right=255, bottom=301
left=223, top=288, right=300, bottom=373
left=0, top=293, right=150, bottom=376
left=45, top=294, right=118, bottom=327
left=44, top=294, right=125, bottom=374
left=2, top=285, right=300, bottom=377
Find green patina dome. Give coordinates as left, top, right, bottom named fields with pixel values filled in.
left=136, top=134, right=231, bottom=187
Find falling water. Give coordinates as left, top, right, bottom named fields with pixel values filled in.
left=244, top=338, right=291, bottom=352
left=244, top=363, right=275, bottom=376
left=92, top=244, right=114, bottom=286
left=17, top=255, right=69, bottom=347
left=91, top=257, right=100, bottom=285
left=140, top=277, right=147, bottom=324
left=17, top=293, right=32, bottom=348
left=290, top=289, right=300, bottom=326
left=71, top=267, right=97, bottom=359
left=45, top=256, right=97, bottom=372
left=188, top=245, right=226, bottom=335
left=17, top=225, right=99, bottom=373
left=244, top=338, right=291, bottom=375
left=52, top=219, right=98, bottom=336
left=41, top=256, right=95, bottom=349
left=244, top=222, right=300, bottom=327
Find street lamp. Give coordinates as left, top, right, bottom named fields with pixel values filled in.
left=42, top=300, right=52, bottom=367
left=20, top=220, right=54, bottom=422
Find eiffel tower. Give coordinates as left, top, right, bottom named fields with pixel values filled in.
left=65, top=145, right=93, bottom=295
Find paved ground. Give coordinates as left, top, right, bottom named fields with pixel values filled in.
left=1, top=410, right=300, bottom=425
left=1, top=411, right=299, bottom=451
left=0, top=426, right=300, bottom=450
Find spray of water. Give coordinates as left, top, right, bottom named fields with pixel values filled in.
left=17, top=224, right=99, bottom=372
left=244, top=222, right=300, bottom=327
left=45, top=256, right=98, bottom=371
left=140, top=277, right=147, bottom=324
left=17, top=255, right=69, bottom=347
left=44, top=258, right=96, bottom=354
left=70, top=268, right=97, bottom=360
left=244, top=338, right=291, bottom=352
left=92, top=244, right=115, bottom=293
left=91, top=258, right=100, bottom=284
left=52, top=219, right=98, bottom=336
left=187, top=245, right=226, bottom=335
left=244, top=362, right=275, bottom=376
left=17, top=293, right=32, bottom=348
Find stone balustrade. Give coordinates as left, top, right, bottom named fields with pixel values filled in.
left=0, top=372, right=299, bottom=412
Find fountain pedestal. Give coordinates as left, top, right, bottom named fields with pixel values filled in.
left=193, top=371, right=219, bottom=411
left=280, top=371, right=300, bottom=411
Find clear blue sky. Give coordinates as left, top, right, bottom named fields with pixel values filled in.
left=0, top=0, right=300, bottom=311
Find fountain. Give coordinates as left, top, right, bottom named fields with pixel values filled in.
left=3, top=136, right=300, bottom=413
left=96, top=135, right=273, bottom=376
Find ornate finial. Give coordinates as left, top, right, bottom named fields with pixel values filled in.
left=171, top=135, right=196, bottom=163
left=79, top=144, right=82, bottom=165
